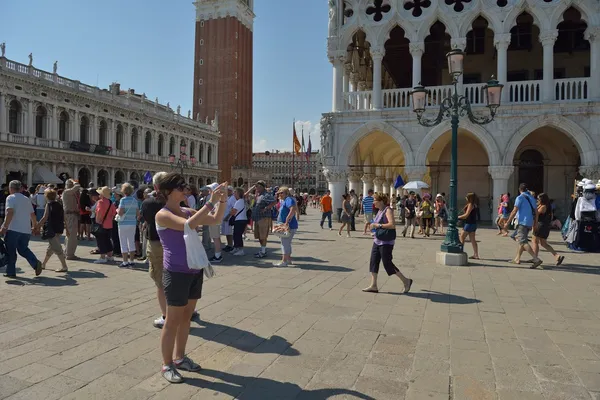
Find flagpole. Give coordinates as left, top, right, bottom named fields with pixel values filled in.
left=292, top=119, right=295, bottom=190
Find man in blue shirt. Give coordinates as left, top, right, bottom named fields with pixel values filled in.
left=504, top=183, right=542, bottom=268
left=362, top=189, right=375, bottom=235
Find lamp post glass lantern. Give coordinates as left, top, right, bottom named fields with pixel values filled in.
left=410, top=50, right=503, bottom=255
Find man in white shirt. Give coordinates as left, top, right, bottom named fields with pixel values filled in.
left=0, top=180, right=43, bottom=278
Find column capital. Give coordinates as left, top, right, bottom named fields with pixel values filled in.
left=361, top=173, right=375, bottom=183
left=370, top=47, right=384, bottom=60
left=409, top=42, right=425, bottom=56
left=404, top=166, right=427, bottom=182
left=323, top=167, right=348, bottom=183
left=494, top=33, right=511, bottom=49
left=373, top=176, right=384, bottom=186
left=584, top=27, right=600, bottom=42
left=487, top=165, right=514, bottom=180
left=579, top=165, right=600, bottom=181
left=539, top=30, right=558, bottom=47
left=328, top=50, right=346, bottom=65
left=451, top=37, right=467, bottom=50
left=348, top=171, right=362, bottom=182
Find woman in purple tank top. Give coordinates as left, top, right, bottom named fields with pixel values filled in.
left=154, top=172, right=228, bottom=384
left=362, top=192, right=413, bottom=294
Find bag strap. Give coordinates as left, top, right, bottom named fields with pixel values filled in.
left=523, top=194, right=536, bottom=216
left=98, top=200, right=112, bottom=224
left=234, top=206, right=245, bottom=218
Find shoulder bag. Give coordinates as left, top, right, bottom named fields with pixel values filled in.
left=228, top=206, right=245, bottom=226
left=91, top=200, right=112, bottom=235
left=375, top=207, right=397, bottom=241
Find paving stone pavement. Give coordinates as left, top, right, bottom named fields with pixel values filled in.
left=1, top=209, right=600, bottom=400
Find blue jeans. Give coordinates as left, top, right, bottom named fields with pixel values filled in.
left=35, top=208, right=44, bottom=221
left=5, top=230, right=39, bottom=276
left=320, top=212, right=332, bottom=229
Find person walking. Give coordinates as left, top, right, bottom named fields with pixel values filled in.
left=338, top=194, right=352, bottom=238
left=434, top=194, right=447, bottom=235
left=319, top=190, right=333, bottom=230
left=0, top=180, right=43, bottom=278
left=458, top=193, right=480, bottom=259
left=532, top=193, right=565, bottom=266
left=420, top=193, right=434, bottom=237
left=362, top=193, right=412, bottom=293
left=273, top=186, right=298, bottom=267
left=117, top=183, right=140, bottom=268
left=362, top=189, right=375, bottom=235
left=503, top=183, right=543, bottom=268
left=251, top=181, right=276, bottom=259
left=93, top=187, right=117, bottom=264
left=35, top=189, right=68, bottom=272
left=62, top=179, right=81, bottom=260
left=155, top=173, right=227, bottom=383
left=349, top=189, right=358, bottom=231
left=230, top=187, right=248, bottom=256
left=402, top=191, right=417, bottom=238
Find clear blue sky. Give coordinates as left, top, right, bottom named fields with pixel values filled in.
left=0, top=0, right=331, bottom=153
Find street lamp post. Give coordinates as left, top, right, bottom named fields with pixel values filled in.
left=169, top=144, right=197, bottom=176
left=410, top=49, right=503, bottom=257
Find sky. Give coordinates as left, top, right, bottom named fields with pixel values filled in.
left=0, top=0, right=331, bottom=153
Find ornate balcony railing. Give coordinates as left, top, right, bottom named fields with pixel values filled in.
left=555, top=77, right=589, bottom=101
left=507, top=80, right=541, bottom=103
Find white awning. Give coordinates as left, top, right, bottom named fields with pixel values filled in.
left=32, top=166, right=63, bottom=184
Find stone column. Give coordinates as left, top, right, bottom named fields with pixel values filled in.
left=27, top=100, right=34, bottom=137
left=73, top=164, right=79, bottom=181
left=361, top=173, right=374, bottom=195
left=381, top=179, right=390, bottom=194
left=108, top=167, right=115, bottom=187
left=0, top=92, right=5, bottom=133
left=494, top=34, right=511, bottom=103
left=409, top=42, right=425, bottom=87
left=540, top=30, right=558, bottom=102
left=373, top=177, right=384, bottom=193
left=50, top=105, right=58, bottom=140
left=51, top=163, right=57, bottom=175
left=26, top=161, right=33, bottom=187
left=371, top=48, right=384, bottom=110
left=92, top=166, right=98, bottom=187
left=579, top=165, right=600, bottom=182
left=324, top=167, right=348, bottom=215
left=72, top=110, right=79, bottom=141
left=331, top=53, right=345, bottom=112
left=0, top=159, right=6, bottom=186
left=350, top=72, right=360, bottom=92
left=389, top=181, right=396, bottom=196
left=213, top=144, right=218, bottom=165
left=348, top=172, right=361, bottom=193
left=585, top=27, right=600, bottom=99
left=343, top=63, right=351, bottom=92
left=404, top=166, right=428, bottom=183
left=488, top=166, right=514, bottom=208
left=110, top=120, right=116, bottom=151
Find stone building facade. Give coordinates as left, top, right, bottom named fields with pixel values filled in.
left=193, top=0, right=254, bottom=182
left=252, top=151, right=328, bottom=194
left=0, top=54, right=220, bottom=188
left=322, top=0, right=600, bottom=220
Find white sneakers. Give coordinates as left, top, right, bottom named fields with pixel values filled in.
left=231, top=249, right=245, bottom=256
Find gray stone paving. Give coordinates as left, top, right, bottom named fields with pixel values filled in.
left=1, top=209, right=600, bottom=399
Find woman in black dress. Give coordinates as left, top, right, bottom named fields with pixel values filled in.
left=532, top=193, right=565, bottom=266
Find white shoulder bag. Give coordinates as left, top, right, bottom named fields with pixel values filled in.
left=183, top=221, right=215, bottom=278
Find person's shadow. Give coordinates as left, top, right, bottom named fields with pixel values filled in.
left=186, top=368, right=376, bottom=400
left=190, top=321, right=299, bottom=355
left=390, top=290, right=481, bottom=304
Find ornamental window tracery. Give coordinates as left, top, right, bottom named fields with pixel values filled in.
left=403, top=0, right=431, bottom=17
left=444, top=0, right=471, bottom=12
left=366, top=0, right=391, bottom=22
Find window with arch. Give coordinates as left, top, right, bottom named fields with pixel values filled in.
left=200, top=59, right=204, bottom=65
left=199, top=78, right=203, bottom=85
left=8, top=100, right=22, bottom=134
left=199, top=98, right=203, bottom=105
left=99, top=120, right=108, bottom=146
left=169, top=136, right=175, bottom=155
left=131, top=128, right=139, bottom=152
left=116, top=124, right=124, bottom=150
left=80, top=116, right=89, bottom=144
left=200, top=39, right=204, bottom=45
left=199, top=144, right=204, bottom=163
left=207, top=146, right=212, bottom=164
left=145, top=131, right=152, bottom=154
left=200, top=20, right=205, bottom=27
left=35, top=105, right=47, bottom=138
left=59, top=111, right=69, bottom=141
left=158, top=134, right=165, bottom=156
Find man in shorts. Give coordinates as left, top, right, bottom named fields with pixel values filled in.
left=362, top=189, right=374, bottom=235
left=252, top=181, right=276, bottom=258
left=504, top=183, right=542, bottom=268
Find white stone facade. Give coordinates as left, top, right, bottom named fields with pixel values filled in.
left=252, top=151, right=328, bottom=194
left=0, top=55, right=220, bottom=188
left=322, top=0, right=600, bottom=219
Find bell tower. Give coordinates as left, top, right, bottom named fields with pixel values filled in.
left=192, top=0, right=254, bottom=182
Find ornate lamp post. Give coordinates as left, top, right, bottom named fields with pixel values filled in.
left=410, top=49, right=503, bottom=257
left=169, top=144, right=197, bottom=176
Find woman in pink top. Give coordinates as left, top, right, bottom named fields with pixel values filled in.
left=93, top=187, right=116, bottom=264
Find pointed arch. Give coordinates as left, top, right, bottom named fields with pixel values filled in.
left=377, top=17, right=418, bottom=45
left=503, top=115, right=598, bottom=166
left=458, top=12, right=502, bottom=37
left=340, top=26, right=375, bottom=52
left=339, top=120, right=415, bottom=167
left=415, top=120, right=501, bottom=166
left=503, top=5, right=548, bottom=32
left=416, top=13, right=460, bottom=43
left=550, top=0, right=596, bottom=28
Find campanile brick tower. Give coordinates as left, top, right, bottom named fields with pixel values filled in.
left=193, top=0, right=254, bottom=182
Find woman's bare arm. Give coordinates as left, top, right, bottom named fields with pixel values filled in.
left=35, top=204, right=50, bottom=230
left=458, top=204, right=473, bottom=219
left=378, top=207, right=395, bottom=229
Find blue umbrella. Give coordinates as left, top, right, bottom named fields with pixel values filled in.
left=394, top=175, right=405, bottom=189
left=143, top=171, right=153, bottom=184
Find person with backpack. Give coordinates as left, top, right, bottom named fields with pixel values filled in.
left=35, top=189, right=68, bottom=272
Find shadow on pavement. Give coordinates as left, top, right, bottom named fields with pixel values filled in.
left=190, top=321, right=299, bottom=356
left=391, top=290, right=481, bottom=304
left=3, top=268, right=105, bottom=286
left=185, top=369, right=376, bottom=400
left=472, top=261, right=600, bottom=275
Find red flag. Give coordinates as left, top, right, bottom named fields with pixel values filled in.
left=293, top=122, right=301, bottom=155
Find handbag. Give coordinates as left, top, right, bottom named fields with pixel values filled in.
left=91, top=200, right=112, bottom=235
left=183, top=221, right=215, bottom=278
left=375, top=207, right=397, bottom=241
left=41, top=224, right=55, bottom=240
left=228, top=206, right=244, bottom=226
